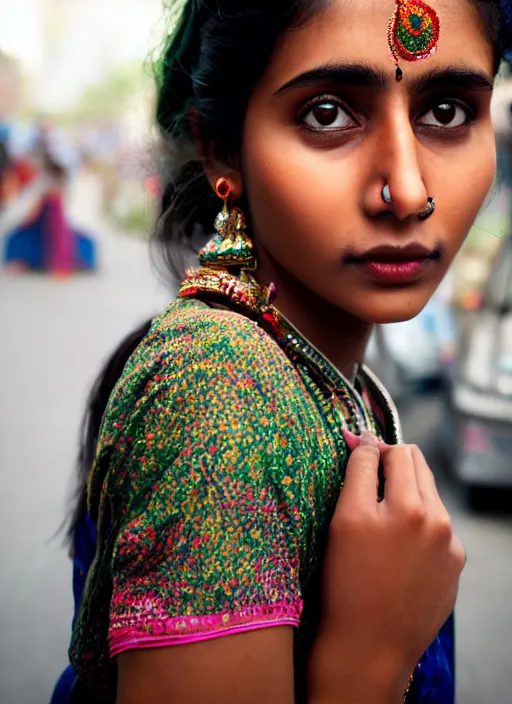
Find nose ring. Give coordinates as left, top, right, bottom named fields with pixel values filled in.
left=382, top=185, right=436, bottom=221
left=417, top=197, right=436, bottom=221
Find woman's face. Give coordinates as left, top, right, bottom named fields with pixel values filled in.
left=241, top=0, right=496, bottom=324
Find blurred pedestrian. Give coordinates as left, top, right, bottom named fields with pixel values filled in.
left=54, top=1, right=512, bottom=703
left=2, top=120, right=97, bottom=275
left=0, top=132, right=10, bottom=205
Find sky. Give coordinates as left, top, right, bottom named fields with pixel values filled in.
left=0, top=0, right=165, bottom=111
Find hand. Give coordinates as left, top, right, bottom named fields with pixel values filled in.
left=309, top=432, right=465, bottom=703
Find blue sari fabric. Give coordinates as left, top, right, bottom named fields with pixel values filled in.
left=71, top=512, right=97, bottom=628
left=409, top=616, right=455, bottom=703
left=50, top=513, right=97, bottom=704
left=3, top=198, right=96, bottom=271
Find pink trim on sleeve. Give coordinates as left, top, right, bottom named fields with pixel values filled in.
left=109, top=600, right=302, bottom=658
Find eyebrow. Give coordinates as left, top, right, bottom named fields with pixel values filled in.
left=274, top=62, right=494, bottom=95
left=275, top=62, right=387, bottom=94
left=412, top=67, right=494, bottom=94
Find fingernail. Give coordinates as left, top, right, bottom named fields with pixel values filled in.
left=360, top=431, right=378, bottom=446
left=342, top=428, right=359, bottom=451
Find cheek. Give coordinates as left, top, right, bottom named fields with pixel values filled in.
left=246, top=159, right=325, bottom=254
left=242, top=122, right=357, bottom=262
left=463, top=146, right=496, bottom=212
left=437, top=136, right=496, bottom=252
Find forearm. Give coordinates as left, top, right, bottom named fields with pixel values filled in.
left=308, top=636, right=410, bottom=704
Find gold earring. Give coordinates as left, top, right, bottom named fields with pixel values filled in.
left=198, top=178, right=256, bottom=271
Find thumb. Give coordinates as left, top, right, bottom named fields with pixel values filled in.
left=343, top=428, right=389, bottom=453
left=340, top=431, right=381, bottom=506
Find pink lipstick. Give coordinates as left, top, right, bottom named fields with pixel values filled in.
left=345, top=243, right=441, bottom=285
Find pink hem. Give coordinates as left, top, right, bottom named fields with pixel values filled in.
left=111, top=618, right=299, bottom=658
left=109, top=601, right=302, bottom=659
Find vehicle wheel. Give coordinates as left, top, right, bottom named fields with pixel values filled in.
left=465, top=485, right=512, bottom=512
left=465, top=484, right=489, bottom=511
left=436, top=386, right=458, bottom=474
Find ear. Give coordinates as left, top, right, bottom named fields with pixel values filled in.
left=189, top=110, right=244, bottom=200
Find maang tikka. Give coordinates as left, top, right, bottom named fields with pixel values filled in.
left=388, top=0, right=441, bottom=82
left=199, top=178, right=257, bottom=271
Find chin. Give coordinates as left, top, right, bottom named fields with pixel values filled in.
left=344, top=292, right=434, bottom=325
left=367, top=308, right=424, bottom=325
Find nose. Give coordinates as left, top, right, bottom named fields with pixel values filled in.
left=365, top=111, right=429, bottom=221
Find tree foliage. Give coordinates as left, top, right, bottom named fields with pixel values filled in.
left=60, top=62, right=152, bottom=123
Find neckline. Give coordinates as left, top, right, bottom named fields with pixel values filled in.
left=179, top=267, right=402, bottom=443
left=276, top=307, right=402, bottom=442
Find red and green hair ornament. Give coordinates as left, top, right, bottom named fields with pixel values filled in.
left=388, top=0, right=441, bottom=81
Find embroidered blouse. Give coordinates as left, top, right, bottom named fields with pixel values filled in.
left=70, top=268, right=454, bottom=703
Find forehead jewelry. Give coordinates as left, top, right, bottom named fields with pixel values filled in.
left=388, top=0, right=441, bottom=82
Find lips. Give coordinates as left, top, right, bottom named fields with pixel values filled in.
left=344, top=242, right=441, bottom=284
left=346, top=243, right=438, bottom=263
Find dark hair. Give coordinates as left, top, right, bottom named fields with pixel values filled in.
left=67, top=0, right=510, bottom=546
left=152, top=0, right=333, bottom=281
left=66, top=319, right=152, bottom=545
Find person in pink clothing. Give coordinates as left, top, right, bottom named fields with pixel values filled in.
left=3, top=122, right=96, bottom=275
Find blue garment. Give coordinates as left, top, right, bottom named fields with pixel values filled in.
left=3, top=199, right=96, bottom=271
left=50, top=511, right=455, bottom=703
left=409, top=616, right=455, bottom=703
left=50, top=512, right=96, bottom=704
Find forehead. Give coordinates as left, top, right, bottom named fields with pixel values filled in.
left=263, top=0, right=494, bottom=89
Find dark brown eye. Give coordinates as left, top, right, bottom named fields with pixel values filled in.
left=433, top=103, right=456, bottom=124
left=419, top=101, right=468, bottom=129
left=301, top=100, right=353, bottom=131
left=313, top=103, right=339, bottom=126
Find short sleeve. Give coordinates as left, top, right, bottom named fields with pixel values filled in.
left=106, top=308, right=304, bottom=657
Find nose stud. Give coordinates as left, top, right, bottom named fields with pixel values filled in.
left=382, top=185, right=393, bottom=204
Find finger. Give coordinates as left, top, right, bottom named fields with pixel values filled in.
left=410, top=445, right=446, bottom=512
left=451, top=534, right=468, bottom=572
left=379, top=444, right=422, bottom=511
left=342, top=428, right=389, bottom=453
left=340, top=432, right=381, bottom=507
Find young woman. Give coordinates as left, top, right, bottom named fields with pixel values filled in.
left=62, top=0, right=510, bottom=702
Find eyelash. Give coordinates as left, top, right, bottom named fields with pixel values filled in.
left=297, top=94, right=477, bottom=136
left=297, top=94, right=357, bottom=131
left=417, top=98, right=476, bottom=133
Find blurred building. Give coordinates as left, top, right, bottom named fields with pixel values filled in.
left=0, top=51, right=21, bottom=123
left=0, top=0, right=163, bottom=113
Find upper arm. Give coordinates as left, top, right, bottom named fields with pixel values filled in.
left=117, top=626, right=295, bottom=704
left=106, top=313, right=304, bottom=697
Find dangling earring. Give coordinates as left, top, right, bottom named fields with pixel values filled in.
left=199, top=178, right=256, bottom=271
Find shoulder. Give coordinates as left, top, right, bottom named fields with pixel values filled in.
left=99, top=298, right=302, bottom=453
left=93, top=298, right=307, bottom=511
left=156, top=297, right=282, bottom=359
left=124, top=297, right=296, bottom=395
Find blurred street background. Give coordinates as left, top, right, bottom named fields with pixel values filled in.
left=0, top=1, right=511, bottom=703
